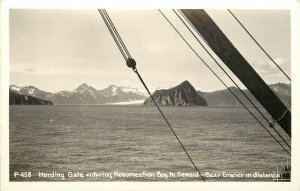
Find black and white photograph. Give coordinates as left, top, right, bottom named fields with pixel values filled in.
left=1, top=1, right=300, bottom=191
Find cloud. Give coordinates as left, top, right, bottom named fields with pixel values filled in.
left=253, top=56, right=290, bottom=74
left=273, top=57, right=289, bottom=67
left=23, top=67, right=37, bottom=72
left=39, top=58, right=84, bottom=63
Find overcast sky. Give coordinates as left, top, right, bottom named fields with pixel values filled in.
left=9, top=9, right=291, bottom=92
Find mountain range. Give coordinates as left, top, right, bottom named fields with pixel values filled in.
left=9, top=82, right=291, bottom=108
left=9, top=83, right=147, bottom=105
left=144, top=81, right=290, bottom=108
left=197, top=82, right=291, bottom=109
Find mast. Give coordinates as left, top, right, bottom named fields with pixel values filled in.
left=181, top=9, right=291, bottom=137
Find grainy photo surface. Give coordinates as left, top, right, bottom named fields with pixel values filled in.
left=9, top=9, right=291, bottom=182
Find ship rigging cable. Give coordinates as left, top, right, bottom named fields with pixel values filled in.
left=174, top=9, right=291, bottom=150
left=158, top=10, right=290, bottom=156
left=98, top=9, right=206, bottom=181
left=98, top=9, right=131, bottom=60
left=227, top=9, right=291, bottom=81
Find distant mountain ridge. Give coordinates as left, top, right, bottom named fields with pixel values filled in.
left=9, top=90, right=53, bottom=105
left=10, top=83, right=147, bottom=105
left=143, top=81, right=290, bottom=108
left=9, top=82, right=291, bottom=108
left=197, top=82, right=291, bottom=109
left=144, top=81, right=208, bottom=106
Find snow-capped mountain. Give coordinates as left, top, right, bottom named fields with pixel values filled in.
left=119, top=86, right=173, bottom=96
left=10, top=83, right=147, bottom=105
left=10, top=85, right=21, bottom=92
left=56, top=91, right=73, bottom=97
left=100, top=85, right=124, bottom=97
left=119, top=86, right=148, bottom=97
left=96, top=85, right=146, bottom=103
left=73, top=83, right=96, bottom=94
left=72, top=83, right=99, bottom=100
left=11, top=85, right=54, bottom=101
left=20, top=86, right=37, bottom=95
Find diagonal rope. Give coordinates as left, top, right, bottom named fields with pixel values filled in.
left=102, top=9, right=132, bottom=58
left=98, top=9, right=128, bottom=60
left=227, top=9, right=291, bottom=81
left=158, top=9, right=290, bottom=156
left=99, top=9, right=206, bottom=181
left=175, top=9, right=291, bottom=149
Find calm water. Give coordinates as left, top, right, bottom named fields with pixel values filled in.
left=9, top=105, right=290, bottom=182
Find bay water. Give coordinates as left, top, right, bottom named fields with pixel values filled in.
left=9, top=105, right=290, bottom=181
